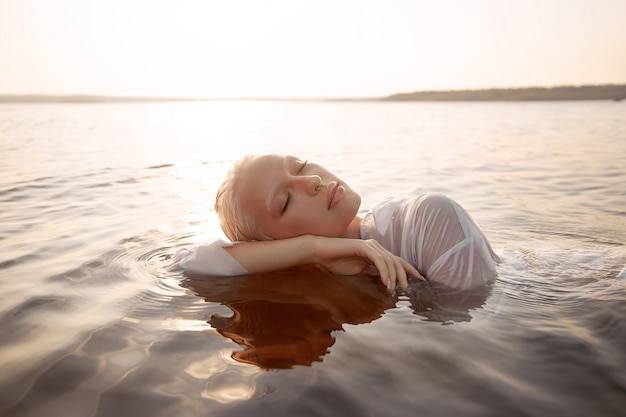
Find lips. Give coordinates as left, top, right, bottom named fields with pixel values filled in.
left=327, top=182, right=344, bottom=210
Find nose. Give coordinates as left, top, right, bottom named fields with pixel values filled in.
left=292, top=175, right=322, bottom=195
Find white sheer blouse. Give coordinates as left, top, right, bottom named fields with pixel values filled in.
left=360, top=194, right=500, bottom=289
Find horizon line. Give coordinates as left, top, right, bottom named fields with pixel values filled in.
left=1, top=83, right=625, bottom=103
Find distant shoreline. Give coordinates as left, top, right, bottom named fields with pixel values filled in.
left=380, top=84, right=626, bottom=102
left=1, top=84, right=625, bottom=103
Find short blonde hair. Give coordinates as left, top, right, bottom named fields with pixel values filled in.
left=215, top=156, right=270, bottom=242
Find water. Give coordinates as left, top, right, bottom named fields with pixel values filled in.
left=1, top=100, right=625, bottom=417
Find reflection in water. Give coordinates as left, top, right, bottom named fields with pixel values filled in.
left=184, top=270, right=395, bottom=369
left=184, top=270, right=491, bottom=369
left=405, top=280, right=492, bottom=323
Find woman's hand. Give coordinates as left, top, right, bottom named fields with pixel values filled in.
left=311, top=237, right=425, bottom=291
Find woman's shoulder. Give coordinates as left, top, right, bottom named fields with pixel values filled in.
left=369, top=196, right=406, bottom=213
left=370, top=194, right=438, bottom=216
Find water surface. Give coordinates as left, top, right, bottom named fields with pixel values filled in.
left=1, top=100, right=625, bottom=416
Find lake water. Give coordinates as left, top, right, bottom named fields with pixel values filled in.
left=1, top=100, right=625, bottom=417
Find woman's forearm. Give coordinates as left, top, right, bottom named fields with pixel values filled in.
left=224, top=234, right=422, bottom=290
left=224, top=234, right=319, bottom=273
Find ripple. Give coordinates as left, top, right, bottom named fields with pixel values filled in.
left=92, top=230, right=223, bottom=325
left=10, top=296, right=69, bottom=317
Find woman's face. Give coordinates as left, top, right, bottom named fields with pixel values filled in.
left=237, top=154, right=361, bottom=240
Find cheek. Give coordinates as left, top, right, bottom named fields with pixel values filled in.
left=286, top=210, right=314, bottom=230
left=283, top=207, right=320, bottom=235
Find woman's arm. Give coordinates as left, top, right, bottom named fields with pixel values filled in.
left=225, top=234, right=423, bottom=290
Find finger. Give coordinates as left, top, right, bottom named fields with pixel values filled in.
left=385, top=257, right=397, bottom=291
left=361, top=240, right=406, bottom=291
left=395, top=261, right=409, bottom=290
left=377, top=249, right=400, bottom=291
left=375, top=253, right=394, bottom=290
left=360, top=241, right=391, bottom=288
left=401, top=259, right=425, bottom=281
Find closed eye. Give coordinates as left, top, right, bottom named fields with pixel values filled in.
left=298, top=160, right=308, bottom=174
left=281, top=160, right=308, bottom=214
left=281, top=194, right=290, bottom=214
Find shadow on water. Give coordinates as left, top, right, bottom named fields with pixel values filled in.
left=183, top=270, right=491, bottom=370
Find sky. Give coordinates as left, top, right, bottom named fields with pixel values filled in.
left=1, top=0, right=625, bottom=98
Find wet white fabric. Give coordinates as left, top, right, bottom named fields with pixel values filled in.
left=175, top=194, right=500, bottom=289
left=175, top=240, right=247, bottom=276
left=361, top=194, right=500, bottom=289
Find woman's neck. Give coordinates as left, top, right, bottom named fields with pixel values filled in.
left=342, top=216, right=363, bottom=239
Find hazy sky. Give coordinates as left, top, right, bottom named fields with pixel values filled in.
left=1, top=0, right=625, bottom=98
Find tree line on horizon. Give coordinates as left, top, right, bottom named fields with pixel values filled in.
left=382, top=84, right=626, bottom=101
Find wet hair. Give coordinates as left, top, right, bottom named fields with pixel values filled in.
left=215, top=156, right=270, bottom=242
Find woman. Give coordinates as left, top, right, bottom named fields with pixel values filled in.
left=175, top=154, right=500, bottom=291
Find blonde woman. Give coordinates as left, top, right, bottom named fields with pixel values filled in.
left=175, top=154, right=500, bottom=291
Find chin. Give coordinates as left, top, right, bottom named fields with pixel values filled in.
left=347, top=194, right=362, bottom=215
